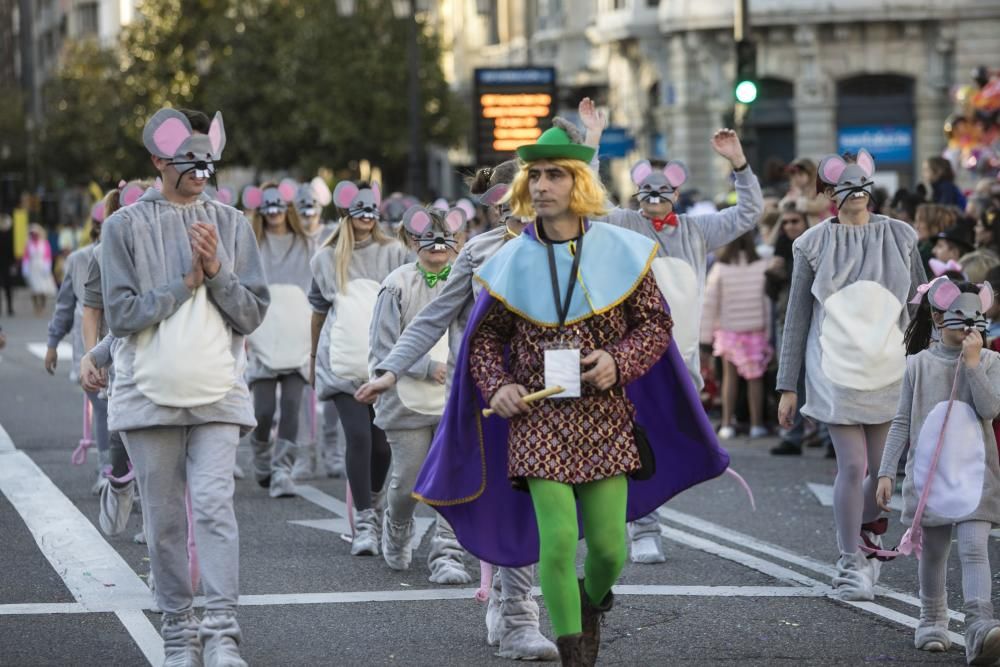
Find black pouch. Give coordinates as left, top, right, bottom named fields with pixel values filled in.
left=629, top=422, right=656, bottom=481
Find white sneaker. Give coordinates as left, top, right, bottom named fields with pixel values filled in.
left=718, top=425, right=736, bottom=440
left=91, top=470, right=109, bottom=496
left=749, top=426, right=769, bottom=439
left=630, top=535, right=667, bottom=564
left=351, top=508, right=379, bottom=556
left=99, top=480, right=135, bottom=537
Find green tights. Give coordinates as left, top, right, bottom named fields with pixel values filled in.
left=527, top=475, right=629, bottom=637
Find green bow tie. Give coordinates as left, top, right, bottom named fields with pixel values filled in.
left=418, top=263, right=451, bottom=287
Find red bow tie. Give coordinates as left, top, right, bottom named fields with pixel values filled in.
left=648, top=212, right=678, bottom=232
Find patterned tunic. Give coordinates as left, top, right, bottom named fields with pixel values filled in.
left=469, top=271, right=672, bottom=484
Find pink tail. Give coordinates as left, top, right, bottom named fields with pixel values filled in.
left=186, top=487, right=200, bottom=592
left=475, top=561, right=494, bottom=602
left=105, top=461, right=135, bottom=485
left=72, top=395, right=95, bottom=465
left=725, top=467, right=756, bottom=511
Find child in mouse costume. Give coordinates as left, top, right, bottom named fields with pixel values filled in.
left=577, top=101, right=763, bottom=565
left=100, top=107, right=269, bottom=667
left=357, top=157, right=559, bottom=661
left=411, top=128, right=731, bottom=665
left=309, top=180, right=409, bottom=557
left=876, top=277, right=1000, bottom=663
left=777, top=149, right=926, bottom=602
left=241, top=180, right=317, bottom=498
left=370, top=204, right=475, bottom=583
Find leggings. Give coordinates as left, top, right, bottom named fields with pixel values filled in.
left=331, top=393, right=390, bottom=512
left=251, top=374, right=306, bottom=443
left=920, top=520, right=992, bottom=606
left=527, top=475, right=628, bottom=638
left=827, top=422, right=890, bottom=555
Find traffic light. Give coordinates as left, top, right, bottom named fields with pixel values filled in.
left=735, top=40, right=758, bottom=104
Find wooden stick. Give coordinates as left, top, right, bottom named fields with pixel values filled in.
left=482, top=386, right=565, bottom=418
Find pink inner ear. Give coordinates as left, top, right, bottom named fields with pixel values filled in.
left=334, top=182, right=359, bottom=208
left=480, top=184, right=509, bottom=206
left=278, top=179, right=297, bottom=202
left=91, top=202, right=105, bottom=222
left=311, top=177, right=332, bottom=206
left=122, top=185, right=143, bottom=206
left=242, top=187, right=263, bottom=210
left=152, top=117, right=191, bottom=157
left=208, top=114, right=224, bottom=155
left=932, top=281, right=962, bottom=310
left=856, top=150, right=876, bottom=178
left=456, top=199, right=475, bottom=220
left=664, top=163, right=687, bottom=188
left=821, top=158, right=847, bottom=184
left=406, top=211, right=433, bottom=234
left=630, top=161, right=652, bottom=186
left=432, top=198, right=448, bottom=211
left=217, top=187, right=233, bottom=205
left=980, top=283, right=994, bottom=312
left=370, top=182, right=382, bottom=208
left=445, top=209, right=466, bottom=233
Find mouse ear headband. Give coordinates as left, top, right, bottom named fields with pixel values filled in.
left=334, top=180, right=382, bottom=220
left=913, top=276, right=993, bottom=332
left=142, top=108, right=225, bottom=188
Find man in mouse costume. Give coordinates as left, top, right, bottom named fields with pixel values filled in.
left=412, top=127, right=731, bottom=666
left=101, top=106, right=269, bottom=667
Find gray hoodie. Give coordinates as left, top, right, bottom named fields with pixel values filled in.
left=879, top=344, right=1000, bottom=527
left=309, top=236, right=409, bottom=399
left=100, top=189, right=269, bottom=433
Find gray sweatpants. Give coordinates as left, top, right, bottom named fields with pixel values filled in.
left=122, top=423, right=240, bottom=615
left=385, top=427, right=435, bottom=522
left=920, top=520, right=993, bottom=607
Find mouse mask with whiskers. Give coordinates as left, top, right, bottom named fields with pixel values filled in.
left=919, top=277, right=994, bottom=332
left=401, top=205, right=465, bottom=253
left=142, top=108, right=226, bottom=190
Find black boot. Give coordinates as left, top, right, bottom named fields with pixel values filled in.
left=769, top=440, right=802, bottom=456
left=556, top=634, right=586, bottom=666
left=579, top=579, right=614, bottom=666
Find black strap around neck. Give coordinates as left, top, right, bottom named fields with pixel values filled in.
left=546, top=231, right=584, bottom=329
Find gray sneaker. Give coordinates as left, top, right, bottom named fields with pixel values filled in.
left=351, top=508, right=379, bottom=556
left=832, top=551, right=874, bottom=601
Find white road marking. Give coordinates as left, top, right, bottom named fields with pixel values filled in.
left=659, top=506, right=965, bottom=622
left=807, top=482, right=902, bottom=511
left=657, top=508, right=966, bottom=646
left=294, top=484, right=434, bottom=545
left=0, top=423, right=163, bottom=665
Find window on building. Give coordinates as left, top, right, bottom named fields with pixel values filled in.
left=647, top=0, right=660, bottom=6
left=76, top=2, right=99, bottom=36
left=486, top=5, right=499, bottom=45
left=613, top=0, right=630, bottom=9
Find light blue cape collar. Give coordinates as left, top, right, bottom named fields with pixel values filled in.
left=473, top=219, right=657, bottom=327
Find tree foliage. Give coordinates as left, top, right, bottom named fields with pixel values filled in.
left=39, top=0, right=466, bottom=189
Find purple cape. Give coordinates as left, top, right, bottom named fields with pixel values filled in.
left=412, top=292, right=730, bottom=568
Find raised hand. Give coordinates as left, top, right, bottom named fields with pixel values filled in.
left=711, top=128, right=747, bottom=169
left=190, top=222, right=221, bottom=277
left=578, top=97, right=607, bottom=134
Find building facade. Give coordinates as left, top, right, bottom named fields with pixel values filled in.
left=430, top=0, right=1000, bottom=200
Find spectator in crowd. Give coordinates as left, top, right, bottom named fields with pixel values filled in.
left=779, top=157, right=831, bottom=221
left=934, top=221, right=975, bottom=263
left=888, top=188, right=923, bottom=223
left=957, top=249, right=1000, bottom=284
left=914, top=204, right=958, bottom=274
left=22, top=223, right=56, bottom=316
left=701, top=230, right=772, bottom=440
left=0, top=214, right=14, bottom=316
left=923, top=156, right=967, bottom=209
left=975, top=206, right=1000, bottom=256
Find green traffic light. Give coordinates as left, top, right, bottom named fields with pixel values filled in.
left=735, top=80, right=758, bottom=104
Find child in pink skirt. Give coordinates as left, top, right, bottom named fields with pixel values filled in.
left=701, top=230, right=773, bottom=439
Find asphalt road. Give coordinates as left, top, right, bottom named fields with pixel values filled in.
left=1, top=295, right=998, bottom=666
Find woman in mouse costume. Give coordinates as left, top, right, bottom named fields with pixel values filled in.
left=356, top=157, right=560, bottom=662
left=577, top=99, right=763, bottom=565
left=101, top=107, right=269, bottom=667
left=776, top=149, right=926, bottom=602
left=242, top=180, right=317, bottom=498
left=309, top=180, right=409, bottom=557
left=411, top=128, right=731, bottom=666
left=370, top=204, right=476, bottom=583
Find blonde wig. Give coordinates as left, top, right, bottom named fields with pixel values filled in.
left=506, top=159, right=608, bottom=220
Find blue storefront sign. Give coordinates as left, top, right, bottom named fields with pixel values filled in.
left=598, top=126, right=636, bottom=159
left=837, top=125, right=913, bottom=163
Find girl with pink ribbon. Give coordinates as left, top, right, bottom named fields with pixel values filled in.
left=875, top=276, right=1000, bottom=662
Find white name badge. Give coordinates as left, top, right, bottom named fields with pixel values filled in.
left=544, top=348, right=581, bottom=398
